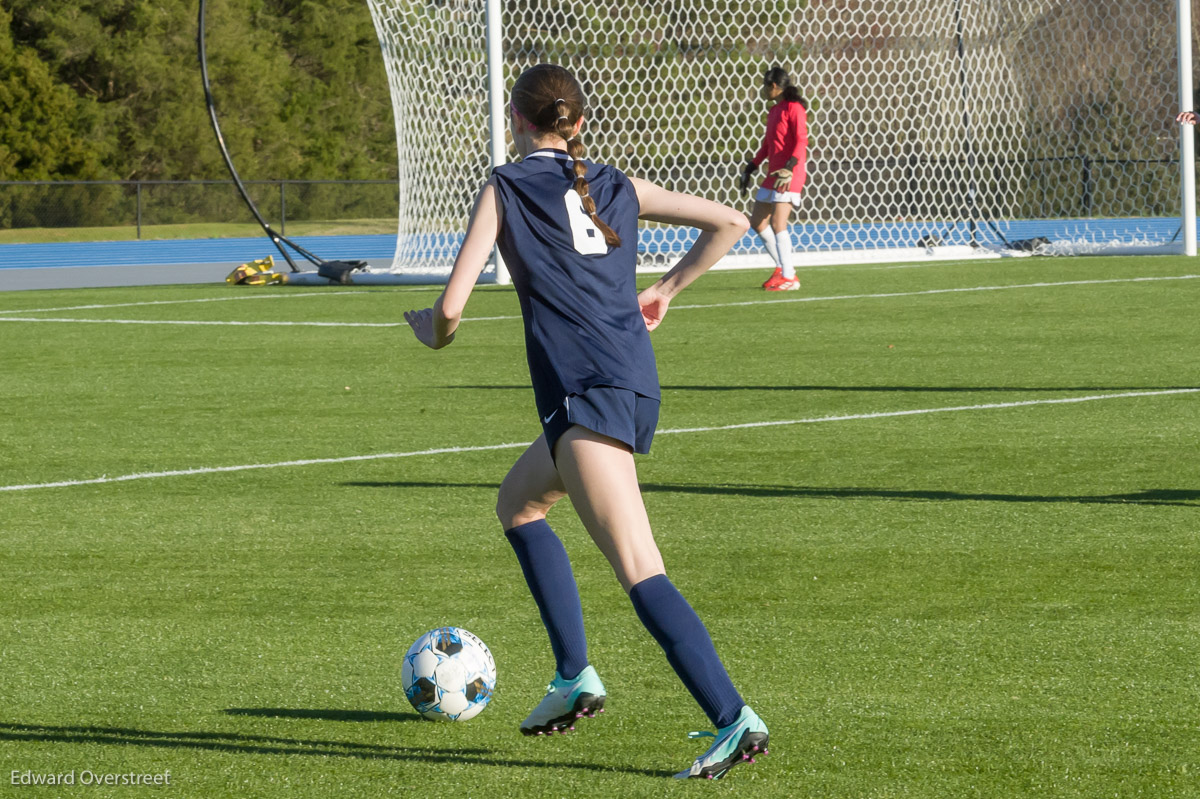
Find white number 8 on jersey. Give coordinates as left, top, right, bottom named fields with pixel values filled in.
left=563, top=188, right=609, bottom=255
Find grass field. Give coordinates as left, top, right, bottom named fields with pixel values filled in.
left=1, top=256, right=1198, bottom=798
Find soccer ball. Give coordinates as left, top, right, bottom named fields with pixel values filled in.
left=402, top=627, right=496, bottom=721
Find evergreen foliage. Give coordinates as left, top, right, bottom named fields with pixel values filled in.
left=0, top=0, right=396, bottom=183
left=0, top=1, right=1193, bottom=232
left=0, top=6, right=109, bottom=181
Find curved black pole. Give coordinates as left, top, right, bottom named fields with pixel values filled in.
left=198, top=0, right=321, bottom=271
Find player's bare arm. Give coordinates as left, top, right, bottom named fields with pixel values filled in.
left=630, top=177, right=749, bottom=323
left=405, top=180, right=502, bottom=349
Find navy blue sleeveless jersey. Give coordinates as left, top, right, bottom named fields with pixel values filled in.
left=491, top=150, right=659, bottom=422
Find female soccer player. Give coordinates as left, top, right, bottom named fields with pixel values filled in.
left=404, top=63, right=768, bottom=781
left=741, top=65, right=809, bottom=291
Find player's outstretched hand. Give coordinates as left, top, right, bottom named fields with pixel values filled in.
left=637, top=284, right=671, bottom=331
left=404, top=307, right=453, bottom=349
left=1178, top=111, right=1197, bottom=125
left=768, top=167, right=792, bottom=192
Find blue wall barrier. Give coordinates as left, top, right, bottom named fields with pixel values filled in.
left=0, top=219, right=1188, bottom=271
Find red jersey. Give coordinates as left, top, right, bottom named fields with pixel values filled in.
left=751, top=99, right=808, bottom=193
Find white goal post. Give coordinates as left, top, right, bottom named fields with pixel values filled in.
left=360, top=0, right=1197, bottom=284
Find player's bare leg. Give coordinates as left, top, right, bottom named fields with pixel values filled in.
left=770, top=201, right=791, bottom=234
left=749, top=199, right=773, bottom=232
left=496, top=433, right=567, bottom=529
left=551, top=426, right=664, bottom=591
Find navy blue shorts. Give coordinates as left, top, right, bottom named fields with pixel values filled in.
left=541, top=386, right=660, bottom=460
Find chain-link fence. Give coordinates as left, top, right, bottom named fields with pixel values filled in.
left=0, top=180, right=398, bottom=240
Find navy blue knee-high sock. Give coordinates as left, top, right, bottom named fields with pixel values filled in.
left=629, top=574, right=745, bottom=729
left=505, top=520, right=588, bottom=680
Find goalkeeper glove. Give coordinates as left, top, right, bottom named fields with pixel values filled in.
left=768, top=168, right=792, bottom=192
left=738, top=161, right=757, bottom=195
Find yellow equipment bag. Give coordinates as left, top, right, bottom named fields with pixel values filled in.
left=242, top=271, right=289, bottom=285
left=226, top=255, right=287, bottom=285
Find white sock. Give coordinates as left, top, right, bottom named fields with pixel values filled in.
left=756, top=226, right=781, bottom=268
left=776, top=229, right=795, bottom=279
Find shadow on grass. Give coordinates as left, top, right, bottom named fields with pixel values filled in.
left=662, top=384, right=1200, bottom=394
left=640, top=484, right=1200, bottom=507
left=343, top=481, right=1200, bottom=507
left=0, top=721, right=673, bottom=778
left=224, top=708, right=420, bottom=723
left=345, top=481, right=498, bottom=490
left=440, top=384, right=1200, bottom=393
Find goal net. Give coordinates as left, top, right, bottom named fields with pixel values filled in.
left=364, top=0, right=1193, bottom=281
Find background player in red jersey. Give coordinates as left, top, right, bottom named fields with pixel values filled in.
left=740, top=66, right=809, bottom=291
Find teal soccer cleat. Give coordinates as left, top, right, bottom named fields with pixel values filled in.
left=674, top=705, right=769, bottom=780
left=519, top=665, right=606, bottom=736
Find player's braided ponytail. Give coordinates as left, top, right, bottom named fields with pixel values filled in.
left=553, top=98, right=621, bottom=248
left=512, top=64, right=621, bottom=248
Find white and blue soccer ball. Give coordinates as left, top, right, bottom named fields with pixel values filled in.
left=402, top=627, right=496, bottom=721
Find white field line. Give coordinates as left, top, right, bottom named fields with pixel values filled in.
left=668, top=274, right=1200, bottom=312
left=2, top=388, right=1195, bottom=494
left=0, top=291, right=374, bottom=316
left=0, top=442, right=530, bottom=493
left=0, top=274, right=1195, bottom=327
left=0, top=317, right=400, bottom=327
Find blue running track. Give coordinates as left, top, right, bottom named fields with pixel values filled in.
left=0, top=235, right=397, bottom=270
left=0, top=219, right=1188, bottom=271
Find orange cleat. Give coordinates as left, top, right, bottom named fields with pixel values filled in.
left=761, top=268, right=784, bottom=289
left=765, top=276, right=800, bottom=292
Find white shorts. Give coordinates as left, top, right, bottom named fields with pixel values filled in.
left=755, top=187, right=802, bottom=208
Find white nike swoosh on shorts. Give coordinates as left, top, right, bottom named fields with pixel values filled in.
left=542, top=397, right=569, bottom=425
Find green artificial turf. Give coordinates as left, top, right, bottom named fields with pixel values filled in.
left=1, top=256, right=1197, bottom=797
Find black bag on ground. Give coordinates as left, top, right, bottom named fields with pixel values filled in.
left=317, top=260, right=368, bottom=284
